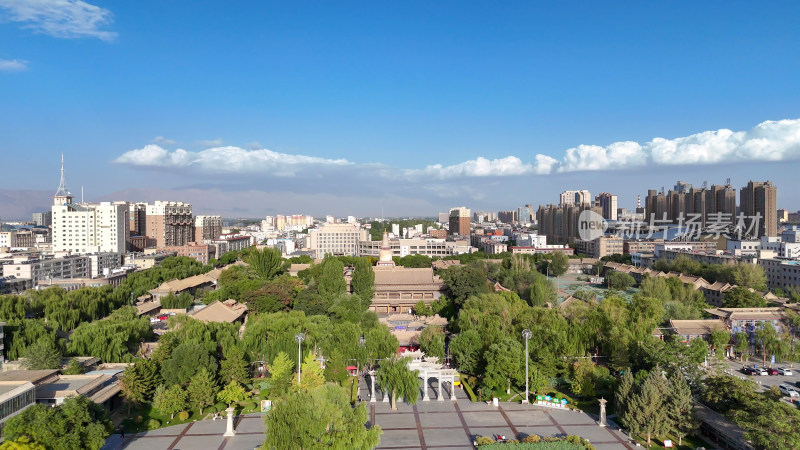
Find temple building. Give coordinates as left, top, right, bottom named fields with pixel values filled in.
left=369, top=232, right=446, bottom=314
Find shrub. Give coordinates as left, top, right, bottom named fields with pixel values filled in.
left=205, top=406, right=216, bottom=415
left=461, top=378, right=477, bottom=402
left=475, top=436, right=495, bottom=445
left=522, top=434, right=541, bottom=443
left=135, top=415, right=144, bottom=423
left=147, top=418, right=161, bottom=430
left=214, top=402, right=227, bottom=412
left=178, top=411, right=189, bottom=421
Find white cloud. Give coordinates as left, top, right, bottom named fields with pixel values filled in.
left=114, top=144, right=352, bottom=176
left=408, top=156, right=542, bottom=179
left=0, top=58, right=27, bottom=72
left=0, top=0, right=116, bottom=41
left=196, top=138, right=223, bottom=148
left=152, top=136, right=177, bottom=146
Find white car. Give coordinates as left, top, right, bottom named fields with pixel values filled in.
left=778, top=384, right=799, bottom=397
left=149, top=317, right=160, bottom=323
left=778, top=367, right=794, bottom=376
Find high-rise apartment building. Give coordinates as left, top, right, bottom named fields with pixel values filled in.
left=645, top=181, right=736, bottom=227
left=307, top=223, right=369, bottom=259
left=146, top=201, right=193, bottom=247
left=559, top=190, right=591, bottom=206
left=448, top=207, right=471, bottom=236
left=497, top=210, right=517, bottom=224
left=32, top=211, right=52, bottom=227
left=536, top=203, right=603, bottom=244
left=517, top=206, right=532, bottom=224
left=740, top=181, right=778, bottom=237
left=129, top=202, right=147, bottom=236
left=194, top=215, right=223, bottom=241
left=50, top=157, right=129, bottom=255
left=594, top=193, right=618, bottom=221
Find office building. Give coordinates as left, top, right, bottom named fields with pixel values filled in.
left=50, top=157, right=129, bottom=255
left=194, top=215, right=223, bottom=241
left=448, top=207, right=470, bottom=236
left=145, top=201, right=193, bottom=247
left=307, top=223, right=369, bottom=259
left=594, top=193, right=618, bottom=221
left=740, top=180, right=778, bottom=238
left=517, top=206, right=532, bottom=225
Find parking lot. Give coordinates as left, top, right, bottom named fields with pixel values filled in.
left=720, top=357, right=800, bottom=397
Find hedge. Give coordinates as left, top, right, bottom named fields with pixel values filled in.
left=461, top=377, right=477, bottom=402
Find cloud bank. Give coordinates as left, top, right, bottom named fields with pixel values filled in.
left=0, top=0, right=117, bottom=40
left=114, top=144, right=352, bottom=176
left=0, top=58, right=28, bottom=72
left=114, top=119, right=800, bottom=181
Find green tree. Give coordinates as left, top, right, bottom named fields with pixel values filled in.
left=217, top=381, right=251, bottom=408
left=22, top=338, right=62, bottom=370
left=440, top=264, right=490, bottom=305
left=3, top=396, right=112, bottom=450
left=161, top=342, right=218, bottom=386
left=606, top=271, right=635, bottom=290
left=153, top=384, right=187, bottom=419
left=413, top=300, right=433, bottom=317
left=318, top=257, right=347, bottom=299
left=484, top=338, right=524, bottom=395
left=614, top=371, right=634, bottom=426
left=548, top=251, right=569, bottom=277
left=364, top=326, right=400, bottom=370
left=734, top=331, right=750, bottom=361
left=351, top=258, right=375, bottom=308
left=376, top=357, right=420, bottom=411
left=710, top=330, right=731, bottom=359
left=246, top=247, right=283, bottom=280
left=666, top=373, right=697, bottom=446
left=570, top=357, right=596, bottom=397
left=418, top=327, right=446, bottom=362
left=723, top=286, right=768, bottom=308
left=187, top=368, right=218, bottom=415
left=220, top=345, right=250, bottom=386
left=267, top=351, right=295, bottom=396
left=294, top=352, right=325, bottom=390
left=755, top=322, right=779, bottom=366
left=449, top=329, right=482, bottom=375
left=264, top=383, right=380, bottom=449
left=624, top=369, right=670, bottom=447
left=730, top=263, right=768, bottom=290
left=120, top=359, right=161, bottom=410
left=0, top=436, right=46, bottom=450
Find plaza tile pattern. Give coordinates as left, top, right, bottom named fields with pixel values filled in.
left=104, top=379, right=634, bottom=449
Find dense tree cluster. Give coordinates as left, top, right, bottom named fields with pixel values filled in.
left=653, top=256, right=767, bottom=289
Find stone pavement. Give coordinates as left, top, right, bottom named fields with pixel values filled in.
left=364, top=377, right=633, bottom=450
left=103, top=377, right=633, bottom=449
left=101, top=413, right=265, bottom=450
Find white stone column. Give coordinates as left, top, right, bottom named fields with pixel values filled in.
left=223, top=407, right=236, bottom=437
left=437, top=374, right=444, bottom=401
left=450, top=377, right=457, bottom=401
left=422, top=371, right=430, bottom=401
left=370, top=373, right=376, bottom=403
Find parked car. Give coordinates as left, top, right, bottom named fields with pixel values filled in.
left=157, top=315, right=169, bottom=321
left=779, top=384, right=799, bottom=397
left=778, top=367, right=794, bottom=376
left=767, top=367, right=780, bottom=375
left=741, top=367, right=756, bottom=375
left=149, top=317, right=160, bottom=323
left=754, top=366, right=768, bottom=376
left=795, top=380, right=800, bottom=389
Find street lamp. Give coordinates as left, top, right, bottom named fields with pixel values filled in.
left=522, top=329, right=532, bottom=404
left=295, top=333, right=306, bottom=383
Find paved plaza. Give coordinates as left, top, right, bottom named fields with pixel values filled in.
left=365, top=378, right=632, bottom=450
left=103, top=377, right=632, bottom=449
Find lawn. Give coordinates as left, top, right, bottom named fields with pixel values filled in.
left=117, top=400, right=262, bottom=433
left=629, top=432, right=713, bottom=450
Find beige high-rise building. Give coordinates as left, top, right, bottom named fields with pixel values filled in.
left=194, top=215, right=223, bottom=241
left=50, top=156, right=129, bottom=255
left=740, top=181, right=778, bottom=237
left=145, top=201, right=193, bottom=247
left=594, top=193, right=618, bottom=221
left=307, top=223, right=369, bottom=259
left=559, top=190, right=591, bottom=206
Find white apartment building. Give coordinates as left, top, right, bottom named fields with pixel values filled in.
left=560, top=190, right=592, bottom=206
left=2, top=255, right=91, bottom=285
left=307, top=223, right=368, bottom=258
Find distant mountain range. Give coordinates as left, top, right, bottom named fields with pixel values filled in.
left=0, top=190, right=54, bottom=222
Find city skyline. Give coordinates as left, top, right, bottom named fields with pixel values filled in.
left=2, top=2, right=800, bottom=217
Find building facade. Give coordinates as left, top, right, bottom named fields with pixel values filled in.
left=194, top=215, right=223, bottom=241
left=307, top=223, right=369, bottom=259
left=594, top=193, right=618, bottom=221
left=740, top=180, right=778, bottom=238
left=448, top=207, right=470, bottom=236
left=145, top=201, right=193, bottom=247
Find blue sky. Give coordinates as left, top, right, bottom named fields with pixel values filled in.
left=1, top=1, right=800, bottom=218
